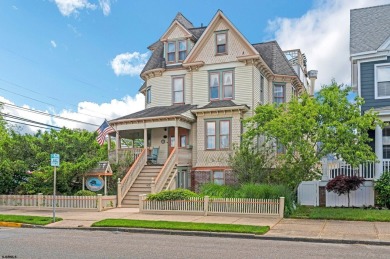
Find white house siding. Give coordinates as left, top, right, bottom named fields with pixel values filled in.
left=195, top=111, right=242, bottom=167
left=192, top=69, right=209, bottom=107
left=234, top=65, right=253, bottom=116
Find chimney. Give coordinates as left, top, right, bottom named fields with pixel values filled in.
left=308, top=70, right=318, bottom=96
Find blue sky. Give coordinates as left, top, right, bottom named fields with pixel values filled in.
left=0, top=0, right=389, bottom=132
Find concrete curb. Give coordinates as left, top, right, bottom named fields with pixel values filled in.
left=19, top=224, right=390, bottom=246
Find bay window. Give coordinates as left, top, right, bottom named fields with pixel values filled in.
left=206, top=119, right=231, bottom=150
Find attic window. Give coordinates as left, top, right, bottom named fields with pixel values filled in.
left=167, top=40, right=187, bottom=63
left=216, top=33, right=227, bottom=54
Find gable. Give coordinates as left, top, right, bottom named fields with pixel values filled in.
left=161, top=21, right=192, bottom=41
left=184, top=11, right=258, bottom=65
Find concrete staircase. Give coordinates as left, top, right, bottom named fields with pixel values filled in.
left=121, top=165, right=162, bottom=208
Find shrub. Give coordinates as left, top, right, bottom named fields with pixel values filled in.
left=375, top=171, right=390, bottom=209
left=74, top=190, right=97, bottom=196
left=199, top=183, right=238, bottom=198
left=147, top=189, right=199, bottom=201
left=326, top=175, right=364, bottom=207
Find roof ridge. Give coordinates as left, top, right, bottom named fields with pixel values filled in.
left=252, top=40, right=277, bottom=46
left=174, top=12, right=194, bottom=29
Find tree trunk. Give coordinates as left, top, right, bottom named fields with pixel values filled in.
left=347, top=192, right=350, bottom=207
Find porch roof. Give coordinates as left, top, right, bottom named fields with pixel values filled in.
left=192, top=100, right=249, bottom=113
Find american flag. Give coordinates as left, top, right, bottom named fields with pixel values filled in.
left=96, top=119, right=115, bottom=145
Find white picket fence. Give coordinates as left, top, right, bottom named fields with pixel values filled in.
left=0, top=194, right=117, bottom=212
left=139, top=195, right=284, bottom=218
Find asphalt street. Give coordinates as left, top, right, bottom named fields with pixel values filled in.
left=1, top=228, right=390, bottom=259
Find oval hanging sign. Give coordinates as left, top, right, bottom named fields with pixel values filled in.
left=86, top=177, right=104, bottom=192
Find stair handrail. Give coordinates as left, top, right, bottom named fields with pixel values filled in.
left=154, top=147, right=177, bottom=193
left=166, top=168, right=178, bottom=191
left=118, top=148, right=147, bottom=205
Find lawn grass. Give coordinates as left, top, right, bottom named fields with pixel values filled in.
left=291, top=206, right=390, bottom=222
left=0, top=214, right=62, bottom=225
left=92, top=219, right=269, bottom=235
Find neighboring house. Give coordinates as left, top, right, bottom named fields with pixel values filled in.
left=350, top=4, right=390, bottom=180
left=109, top=10, right=316, bottom=207
left=299, top=4, right=390, bottom=207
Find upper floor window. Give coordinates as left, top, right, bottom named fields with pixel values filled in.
left=206, top=119, right=231, bottom=150
left=146, top=88, right=151, bottom=104
left=209, top=70, right=234, bottom=100
left=273, top=83, right=285, bottom=105
left=375, top=64, right=390, bottom=99
left=172, top=77, right=184, bottom=104
left=216, top=32, right=227, bottom=54
left=167, top=40, right=187, bottom=63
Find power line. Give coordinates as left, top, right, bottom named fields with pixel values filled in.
left=1, top=113, right=63, bottom=130
left=2, top=102, right=99, bottom=127
left=4, top=118, right=60, bottom=131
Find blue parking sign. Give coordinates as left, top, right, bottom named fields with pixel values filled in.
left=50, top=154, right=60, bottom=167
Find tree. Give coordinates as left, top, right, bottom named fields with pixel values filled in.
left=374, top=171, right=390, bottom=209
left=243, top=81, right=381, bottom=191
left=326, top=175, right=364, bottom=207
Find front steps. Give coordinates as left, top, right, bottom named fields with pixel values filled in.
left=121, top=165, right=162, bottom=208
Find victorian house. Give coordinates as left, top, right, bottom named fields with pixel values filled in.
left=109, top=10, right=317, bottom=207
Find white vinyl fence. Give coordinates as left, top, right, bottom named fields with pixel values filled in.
left=0, top=194, right=117, bottom=212
left=139, top=195, right=285, bottom=218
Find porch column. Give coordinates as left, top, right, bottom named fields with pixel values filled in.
left=375, top=124, right=383, bottom=179
left=175, top=126, right=179, bottom=163
left=144, top=128, right=147, bottom=150
left=116, top=132, right=120, bottom=163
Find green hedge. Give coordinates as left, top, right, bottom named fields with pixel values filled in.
left=147, top=189, right=199, bottom=201
left=74, top=190, right=97, bottom=196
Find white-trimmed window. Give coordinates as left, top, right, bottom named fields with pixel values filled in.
left=375, top=64, right=390, bottom=99
left=209, top=70, right=234, bottom=100
left=146, top=88, right=151, bottom=104
left=273, top=83, right=285, bottom=105
left=172, top=77, right=184, bottom=104
left=167, top=40, right=187, bottom=63
left=216, top=32, right=227, bottom=54
left=206, top=119, right=231, bottom=150
left=178, top=40, right=187, bottom=61
left=167, top=42, right=176, bottom=62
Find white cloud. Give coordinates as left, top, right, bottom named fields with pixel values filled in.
left=99, top=0, right=112, bottom=16
left=67, top=24, right=82, bottom=37
left=54, top=0, right=114, bottom=16
left=12, top=5, right=18, bottom=10
left=111, top=52, right=149, bottom=76
left=0, top=93, right=145, bottom=133
left=54, top=0, right=97, bottom=16
left=267, top=0, right=390, bottom=90
left=50, top=40, right=57, bottom=48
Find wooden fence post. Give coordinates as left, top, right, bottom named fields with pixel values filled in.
left=38, top=193, right=43, bottom=209
left=204, top=196, right=209, bottom=216
left=279, top=197, right=285, bottom=218
left=117, top=178, right=122, bottom=208
left=139, top=194, right=145, bottom=213
left=97, top=194, right=103, bottom=212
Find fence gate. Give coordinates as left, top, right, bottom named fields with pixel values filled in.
left=298, top=181, right=319, bottom=206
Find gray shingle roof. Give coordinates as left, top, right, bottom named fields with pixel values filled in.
left=350, top=4, right=390, bottom=55
left=188, top=27, right=207, bottom=39
left=196, top=100, right=248, bottom=110
left=252, top=41, right=297, bottom=77
left=141, top=41, right=164, bottom=75
left=111, top=104, right=197, bottom=121
left=174, top=12, right=194, bottom=29
left=138, top=82, right=147, bottom=92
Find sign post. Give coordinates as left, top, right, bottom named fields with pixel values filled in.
left=50, top=154, right=60, bottom=223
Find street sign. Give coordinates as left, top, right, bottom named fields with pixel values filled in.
left=51, top=154, right=60, bottom=167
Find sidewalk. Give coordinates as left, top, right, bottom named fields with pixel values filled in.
left=1, top=207, right=390, bottom=244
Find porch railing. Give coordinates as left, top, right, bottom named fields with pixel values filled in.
left=153, top=147, right=177, bottom=193
left=325, top=160, right=375, bottom=179
left=117, top=148, right=147, bottom=207
left=166, top=169, right=178, bottom=191
left=384, top=159, right=390, bottom=173
left=108, top=148, right=143, bottom=163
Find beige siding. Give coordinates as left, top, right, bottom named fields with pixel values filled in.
left=150, top=128, right=168, bottom=164
left=234, top=65, right=253, bottom=116
left=147, top=70, right=191, bottom=108
left=195, top=111, right=242, bottom=167
left=166, top=25, right=188, bottom=40
left=192, top=20, right=254, bottom=65
left=191, top=69, right=209, bottom=106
